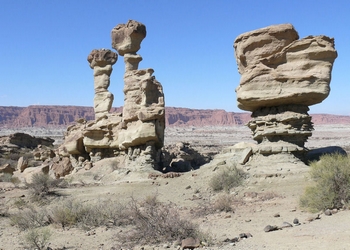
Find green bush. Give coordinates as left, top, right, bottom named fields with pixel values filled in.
left=209, top=166, right=245, bottom=192
left=300, top=153, right=350, bottom=212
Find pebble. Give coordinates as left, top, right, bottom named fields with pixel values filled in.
left=264, top=225, right=279, bottom=232
left=324, top=209, right=332, bottom=216
left=273, top=213, right=280, bottom=217
left=293, top=218, right=299, bottom=225
left=280, top=222, right=293, bottom=228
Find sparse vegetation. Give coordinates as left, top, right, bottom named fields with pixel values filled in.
left=26, top=173, right=62, bottom=201
left=213, top=193, right=234, bottom=212
left=117, top=195, right=208, bottom=247
left=23, top=228, right=51, bottom=250
left=300, top=153, right=350, bottom=212
left=10, top=206, right=50, bottom=230
left=0, top=173, right=13, bottom=182
left=50, top=198, right=129, bottom=230
left=209, top=166, right=245, bottom=192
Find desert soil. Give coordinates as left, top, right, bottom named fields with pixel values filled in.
left=1, top=124, right=350, bottom=249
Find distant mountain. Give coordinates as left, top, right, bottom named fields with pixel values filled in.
left=0, top=105, right=349, bottom=128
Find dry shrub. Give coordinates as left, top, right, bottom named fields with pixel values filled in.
left=26, top=173, right=63, bottom=202
left=209, top=166, right=245, bottom=192
left=50, top=199, right=129, bottom=230
left=0, top=173, right=13, bottom=182
left=213, top=194, right=234, bottom=212
left=23, top=227, right=51, bottom=250
left=10, top=206, right=50, bottom=230
left=258, top=192, right=282, bottom=201
left=300, top=153, right=350, bottom=212
left=116, top=195, right=206, bottom=248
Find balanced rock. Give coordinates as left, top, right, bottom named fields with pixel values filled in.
left=59, top=20, right=165, bottom=172
left=234, top=24, right=337, bottom=111
left=233, top=24, right=337, bottom=162
left=111, top=20, right=146, bottom=56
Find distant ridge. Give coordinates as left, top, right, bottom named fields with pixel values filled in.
left=0, top=105, right=349, bottom=128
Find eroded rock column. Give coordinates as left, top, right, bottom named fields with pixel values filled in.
left=234, top=24, right=337, bottom=161
left=87, top=49, right=118, bottom=120
left=111, top=20, right=165, bottom=167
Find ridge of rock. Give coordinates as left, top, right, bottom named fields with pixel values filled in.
left=0, top=106, right=349, bottom=128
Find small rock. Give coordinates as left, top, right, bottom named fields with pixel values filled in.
left=280, top=222, right=293, bottom=228
left=324, top=209, right=332, bottom=216
left=264, top=225, right=279, bottom=232
left=273, top=213, right=280, bottom=217
left=246, top=232, right=253, bottom=238
left=293, top=218, right=299, bottom=225
left=181, top=237, right=200, bottom=249
left=185, top=185, right=191, bottom=189
left=239, top=233, right=252, bottom=238
left=332, top=208, right=338, bottom=214
left=305, top=214, right=321, bottom=222
left=245, top=219, right=251, bottom=222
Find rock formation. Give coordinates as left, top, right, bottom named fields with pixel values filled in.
left=57, top=20, right=165, bottom=176
left=111, top=20, right=165, bottom=151
left=87, top=49, right=118, bottom=119
left=234, top=24, right=337, bottom=162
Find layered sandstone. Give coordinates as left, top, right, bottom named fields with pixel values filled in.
left=234, top=24, right=337, bottom=161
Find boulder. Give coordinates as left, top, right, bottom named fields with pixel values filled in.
left=111, top=20, right=146, bottom=56
left=181, top=237, right=200, bottom=249
left=51, top=157, right=74, bottom=178
left=234, top=24, right=337, bottom=111
left=17, top=156, right=29, bottom=172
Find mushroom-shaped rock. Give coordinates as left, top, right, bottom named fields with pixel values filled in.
left=233, top=24, right=337, bottom=163
left=87, top=49, right=117, bottom=69
left=111, top=20, right=146, bottom=56
left=234, top=24, right=337, bottom=112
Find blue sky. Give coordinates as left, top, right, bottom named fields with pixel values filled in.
left=1, top=0, right=349, bottom=115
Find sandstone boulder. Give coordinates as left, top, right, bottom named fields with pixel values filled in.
left=234, top=24, right=337, bottom=111
left=51, top=156, right=74, bottom=178
left=87, top=49, right=117, bottom=68
left=17, top=156, right=28, bottom=172
left=111, top=20, right=146, bottom=56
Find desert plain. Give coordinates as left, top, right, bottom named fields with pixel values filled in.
left=1, top=123, right=350, bottom=250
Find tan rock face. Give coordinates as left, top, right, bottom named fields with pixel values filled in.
left=234, top=24, right=337, bottom=161
left=234, top=24, right=337, bottom=111
left=111, top=20, right=146, bottom=56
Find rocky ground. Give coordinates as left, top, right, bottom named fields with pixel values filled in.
left=1, top=124, right=350, bottom=249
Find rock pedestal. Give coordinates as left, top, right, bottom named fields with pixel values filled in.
left=112, top=19, right=165, bottom=161
left=58, top=20, right=165, bottom=176
left=87, top=49, right=117, bottom=119
left=234, top=24, right=337, bottom=162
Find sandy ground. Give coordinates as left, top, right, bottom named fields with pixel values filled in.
left=1, top=124, right=350, bottom=249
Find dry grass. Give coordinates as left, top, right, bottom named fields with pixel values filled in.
left=209, top=166, right=246, bottom=192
